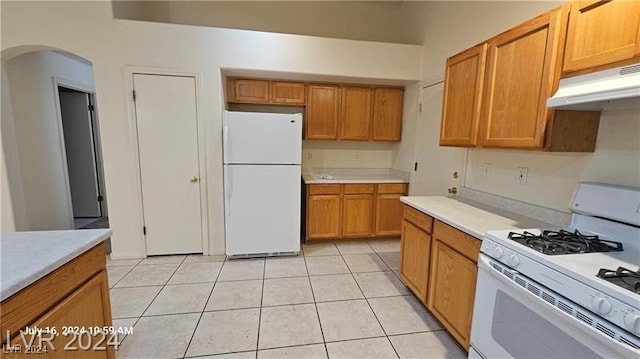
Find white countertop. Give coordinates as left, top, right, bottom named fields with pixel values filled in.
left=303, top=168, right=409, bottom=184
left=1, top=229, right=112, bottom=301
left=401, top=196, right=554, bottom=239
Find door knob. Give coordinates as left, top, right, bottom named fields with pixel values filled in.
left=448, top=187, right=457, bottom=194
left=190, top=176, right=198, bottom=183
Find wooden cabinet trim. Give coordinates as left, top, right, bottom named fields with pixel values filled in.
left=308, top=184, right=341, bottom=195
left=376, top=183, right=408, bottom=194
left=1, top=243, right=107, bottom=343
left=433, top=220, right=481, bottom=264
left=402, top=205, right=433, bottom=234
left=343, top=183, right=375, bottom=194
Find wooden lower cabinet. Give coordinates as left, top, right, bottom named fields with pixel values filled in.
left=307, top=194, right=342, bottom=239
left=306, top=183, right=407, bottom=240
left=399, top=220, right=432, bottom=303
left=399, top=207, right=481, bottom=351
left=427, top=220, right=481, bottom=350
left=342, top=194, right=375, bottom=237
left=375, top=193, right=404, bottom=236
left=1, top=243, right=114, bottom=358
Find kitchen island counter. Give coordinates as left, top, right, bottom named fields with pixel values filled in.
left=401, top=196, right=553, bottom=239
left=1, top=229, right=112, bottom=301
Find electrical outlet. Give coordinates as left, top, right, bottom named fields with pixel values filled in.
left=307, top=152, right=313, bottom=160
left=517, top=167, right=529, bottom=185
left=355, top=152, right=360, bottom=161
left=482, top=163, right=491, bottom=178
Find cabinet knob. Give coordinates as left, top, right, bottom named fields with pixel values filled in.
left=448, top=187, right=457, bottom=194
left=190, top=176, right=199, bottom=183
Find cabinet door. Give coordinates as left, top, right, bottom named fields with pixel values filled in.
left=340, top=86, right=373, bottom=140
left=371, top=87, right=404, bottom=141
left=26, top=270, right=114, bottom=358
left=232, top=79, right=270, bottom=103
left=342, top=194, right=374, bottom=237
left=440, top=44, right=487, bottom=147
left=480, top=7, right=567, bottom=148
left=307, top=194, right=341, bottom=239
left=427, top=239, right=477, bottom=350
left=271, top=81, right=306, bottom=105
left=399, top=220, right=431, bottom=303
left=564, top=0, right=640, bottom=74
left=375, top=193, right=404, bottom=236
left=306, top=84, right=340, bottom=140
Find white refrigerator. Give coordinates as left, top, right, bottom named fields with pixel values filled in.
left=223, top=111, right=302, bottom=257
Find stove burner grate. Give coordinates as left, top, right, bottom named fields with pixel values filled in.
left=597, top=266, right=640, bottom=295
left=507, top=229, right=623, bottom=255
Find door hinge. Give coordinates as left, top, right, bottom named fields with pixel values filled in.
left=132, top=90, right=136, bottom=102
left=97, top=195, right=104, bottom=202
left=88, top=104, right=95, bottom=111
left=414, top=162, right=418, bottom=171
left=143, top=226, right=146, bottom=235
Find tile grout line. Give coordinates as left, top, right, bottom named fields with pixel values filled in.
left=180, top=255, right=226, bottom=358
left=340, top=242, right=402, bottom=359
left=255, top=258, right=267, bottom=357
left=302, top=245, right=331, bottom=359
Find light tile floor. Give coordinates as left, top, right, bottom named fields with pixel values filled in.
left=107, top=239, right=466, bottom=359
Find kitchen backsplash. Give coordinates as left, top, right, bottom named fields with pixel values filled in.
left=458, top=187, right=571, bottom=227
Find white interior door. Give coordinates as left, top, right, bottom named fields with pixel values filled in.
left=133, top=74, right=202, bottom=255
left=411, top=83, right=466, bottom=195
left=59, top=89, right=101, bottom=217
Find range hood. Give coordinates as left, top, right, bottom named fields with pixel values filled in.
left=547, top=63, right=640, bottom=110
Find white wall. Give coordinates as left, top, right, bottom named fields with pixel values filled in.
left=1, top=62, right=24, bottom=231
left=1, top=1, right=422, bottom=258
left=303, top=141, right=394, bottom=169
left=4, top=51, right=95, bottom=230
left=113, top=0, right=408, bottom=44
left=394, top=1, right=640, bottom=212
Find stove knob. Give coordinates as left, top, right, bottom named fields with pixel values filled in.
left=493, top=246, right=504, bottom=259
left=591, top=296, right=612, bottom=315
left=624, top=312, right=640, bottom=334
left=507, top=254, right=520, bottom=267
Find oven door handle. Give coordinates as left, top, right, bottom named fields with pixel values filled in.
left=476, top=253, right=640, bottom=358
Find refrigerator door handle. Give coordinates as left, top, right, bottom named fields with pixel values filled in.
left=223, top=125, right=230, bottom=163
left=225, top=167, right=232, bottom=216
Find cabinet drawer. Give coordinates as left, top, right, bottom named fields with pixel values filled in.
left=344, top=184, right=375, bottom=194
left=377, top=183, right=407, bottom=194
left=402, top=205, right=433, bottom=233
left=308, top=184, right=341, bottom=195
left=433, top=220, right=481, bottom=262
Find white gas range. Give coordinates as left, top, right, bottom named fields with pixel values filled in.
left=469, top=183, right=640, bottom=359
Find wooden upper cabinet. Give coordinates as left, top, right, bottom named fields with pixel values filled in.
left=372, top=87, right=404, bottom=141
left=340, top=86, right=373, bottom=140
left=306, top=84, right=340, bottom=140
left=230, top=78, right=270, bottom=103
left=440, top=44, right=487, bottom=147
left=271, top=81, right=306, bottom=105
left=563, top=0, right=640, bottom=74
left=480, top=6, right=567, bottom=149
